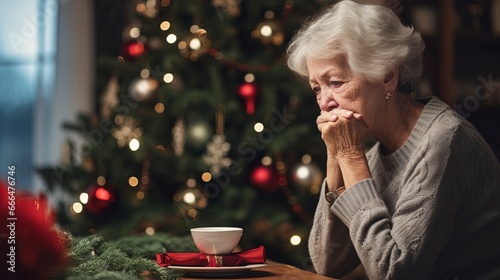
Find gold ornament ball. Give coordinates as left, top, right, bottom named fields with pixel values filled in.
left=128, top=77, right=159, bottom=102
left=290, top=162, right=324, bottom=192
left=186, top=121, right=212, bottom=148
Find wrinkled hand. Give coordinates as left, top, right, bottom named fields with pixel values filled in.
left=317, top=108, right=368, bottom=159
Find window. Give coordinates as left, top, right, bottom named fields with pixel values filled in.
left=0, top=0, right=58, bottom=190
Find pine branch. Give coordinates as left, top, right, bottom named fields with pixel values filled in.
left=64, top=234, right=189, bottom=280
left=110, top=233, right=197, bottom=258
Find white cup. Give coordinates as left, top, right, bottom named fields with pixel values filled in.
left=190, top=227, right=243, bottom=255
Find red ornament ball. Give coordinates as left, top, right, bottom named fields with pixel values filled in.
left=238, top=83, right=257, bottom=98
left=238, top=83, right=258, bottom=115
left=250, top=165, right=279, bottom=192
left=85, top=183, right=115, bottom=215
left=121, top=41, right=145, bottom=60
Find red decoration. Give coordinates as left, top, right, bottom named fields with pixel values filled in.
left=250, top=165, right=279, bottom=192
left=121, top=41, right=145, bottom=60
left=85, top=183, right=115, bottom=215
left=156, top=245, right=266, bottom=267
left=0, top=179, right=67, bottom=280
left=238, top=83, right=258, bottom=115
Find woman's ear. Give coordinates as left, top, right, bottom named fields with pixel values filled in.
left=383, top=65, right=399, bottom=91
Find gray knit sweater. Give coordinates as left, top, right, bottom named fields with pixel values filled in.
left=309, top=97, right=500, bottom=280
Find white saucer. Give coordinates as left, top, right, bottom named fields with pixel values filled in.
left=167, top=263, right=268, bottom=276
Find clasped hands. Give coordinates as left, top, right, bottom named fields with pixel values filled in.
left=316, top=108, right=368, bottom=160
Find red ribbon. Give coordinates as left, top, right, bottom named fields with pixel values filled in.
left=156, top=245, right=266, bottom=267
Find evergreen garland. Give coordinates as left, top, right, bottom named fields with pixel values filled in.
left=60, top=233, right=197, bottom=280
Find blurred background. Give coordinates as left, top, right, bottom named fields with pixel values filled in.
left=0, top=0, right=499, bottom=267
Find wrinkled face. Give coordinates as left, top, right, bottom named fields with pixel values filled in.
left=306, top=56, right=385, bottom=131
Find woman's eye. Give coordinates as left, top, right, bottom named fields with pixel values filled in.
left=330, top=81, right=343, bottom=87
left=312, top=87, right=321, bottom=94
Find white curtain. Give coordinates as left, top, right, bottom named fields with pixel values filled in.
left=34, top=0, right=95, bottom=192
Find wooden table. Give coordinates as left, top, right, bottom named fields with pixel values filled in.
left=180, top=260, right=333, bottom=279
left=179, top=259, right=369, bottom=280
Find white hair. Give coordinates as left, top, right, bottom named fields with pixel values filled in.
left=286, top=0, right=425, bottom=93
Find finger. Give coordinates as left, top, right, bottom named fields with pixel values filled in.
left=322, top=109, right=358, bottom=120
left=317, top=113, right=338, bottom=123
left=317, top=123, right=326, bottom=133
left=329, top=108, right=354, bottom=118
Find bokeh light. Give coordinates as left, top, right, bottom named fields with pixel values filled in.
left=129, top=138, right=140, bottom=151
left=72, top=202, right=83, bottom=214
left=79, top=193, right=89, bottom=204
left=290, top=235, right=301, bottom=245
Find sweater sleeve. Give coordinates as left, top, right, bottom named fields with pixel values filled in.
left=332, top=128, right=464, bottom=279
left=308, top=179, right=361, bottom=278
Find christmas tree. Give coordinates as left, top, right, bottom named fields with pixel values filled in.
left=39, top=0, right=330, bottom=267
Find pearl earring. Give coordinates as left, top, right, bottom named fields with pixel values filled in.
left=385, top=90, right=392, bottom=100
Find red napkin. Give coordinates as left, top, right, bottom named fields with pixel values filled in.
left=156, top=245, right=266, bottom=267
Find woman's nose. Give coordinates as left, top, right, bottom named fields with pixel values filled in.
left=318, top=89, right=335, bottom=112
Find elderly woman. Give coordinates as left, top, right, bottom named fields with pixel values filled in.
left=287, top=1, right=500, bottom=279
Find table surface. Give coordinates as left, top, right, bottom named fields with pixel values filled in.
left=178, top=260, right=333, bottom=280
